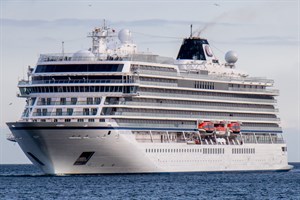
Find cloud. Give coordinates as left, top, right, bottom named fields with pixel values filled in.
left=1, top=18, right=243, bottom=28
left=236, top=36, right=298, bottom=46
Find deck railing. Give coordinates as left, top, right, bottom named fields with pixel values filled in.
left=109, top=101, right=279, bottom=113
left=138, top=92, right=277, bottom=104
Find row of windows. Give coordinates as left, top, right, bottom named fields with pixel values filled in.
left=195, top=81, right=215, bottom=90
left=35, top=108, right=98, bottom=116
left=37, top=118, right=104, bottom=123
left=116, top=108, right=276, bottom=119
left=20, top=86, right=137, bottom=95
left=146, top=148, right=257, bottom=154
left=243, top=123, right=279, bottom=128
left=32, top=75, right=123, bottom=81
left=115, top=119, right=196, bottom=125
left=145, top=148, right=226, bottom=154
left=140, top=77, right=177, bottom=84
left=203, top=148, right=225, bottom=154
left=132, top=98, right=274, bottom=110
left=232, top=148, right=255, bottom=154
left=38, top=97, right=101, bottom=105
left=132, top=65, right=177, bottom=72
left=140, top=88, right=273, bottom=100
left=146, top=148, right=203, bottom=154
left=229, top=84, right=265, bottom=90
left=35, top=64, right=124, bottom=73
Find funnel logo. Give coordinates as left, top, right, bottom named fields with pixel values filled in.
left=205, top=45, right=213, bottom=57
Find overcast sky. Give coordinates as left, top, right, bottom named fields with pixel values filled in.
left=0, top=0, right=299, bottom=163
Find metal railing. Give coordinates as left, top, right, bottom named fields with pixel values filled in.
left=139, top=81, right=178, bottom=87
left=36, top=101, right=101, bottom=106
left=19, top=79, right=132, bottom=85
left=138, top=92, right=277, bottom=104
left=228, top=87, right=279, bottom=95
left=111, top=101, right=279, bottom=113
left=180, top=72, right=274, bottom=84
left=32, top=111, right=97, bottom=116
left=38, top=53, right=175, bottom=64
left=138, top=69, right=274, bottom=85
left=113, top=112, right=280, bottom=122
left=241, top=126, right=282, bottom=132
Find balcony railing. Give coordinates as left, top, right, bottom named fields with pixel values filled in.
left=36, top=101, right=101, bottom=106
left=138, top=92, right=277, bottom=104
left=228, top=87, right=279, bottom=95
left=137, top=69, right=274, bottom=85
left=241, top=126, right=282, bottom=132
left=112, top=112, right=280, bottom=122
left=32, top=111, right=97, bottom=116
left=107, top=101, right=279, bottom=113
left=18, top=79, right=132, bottom=86
left=37, top=53, right=174, bottom=64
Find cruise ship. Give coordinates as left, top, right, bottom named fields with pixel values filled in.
left=7, top=23, right=292, bottom=174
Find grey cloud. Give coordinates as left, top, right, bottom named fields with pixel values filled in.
left=1, top=18, right=243, bottom=28
left=237, top=36, right=297, bottom=46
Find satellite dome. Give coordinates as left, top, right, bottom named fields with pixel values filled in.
left=71, top=50, right=95, bottom=61
left=225, top=51, right=238, bottom=64
left=118, top=29, right=132, bottom=44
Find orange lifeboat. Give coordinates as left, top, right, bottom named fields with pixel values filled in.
left=214, top=122, right=226, bottom=135
left=227, top=122, right=241, bottom=133
left=198, top=121, right=215, bottom=133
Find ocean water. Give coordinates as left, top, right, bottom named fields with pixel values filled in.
left=0, top=163, right=299, bottom=200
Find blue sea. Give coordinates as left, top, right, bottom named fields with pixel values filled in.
left=0, top=163, right=299, bottom=200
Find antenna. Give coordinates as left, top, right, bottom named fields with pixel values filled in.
left=190, top=24, right=193, bottom=38
left=62, top=41, right=65, bottom=58
left=103, top=19, right=106, bottom=29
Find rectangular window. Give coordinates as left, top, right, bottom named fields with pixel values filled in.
left=56, top=108, right=62, bottom=116
left=46, top=98, right=51, bottom=105
left=95, top=97, right=101, bottom=104
left=281, top=147, right=287, bottom=152
left=83, top=108, right=89, bottom=115
left=42, top=109, right=47, bottom=116
left=87, top=97, right=93, bottom=105
left=35, top=64, right=124, bottom=73
left=71, top=98, right=77, bottom=105
left=41, top=98, right=46, bottom=105
left=60, top=98, right=66, bottom=105
left=67, top=108, right=73, bottom=116
left=91, top=108, right=97, bottom=115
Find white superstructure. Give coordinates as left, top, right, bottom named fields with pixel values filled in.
left=7, top=23, right=292, bottom=174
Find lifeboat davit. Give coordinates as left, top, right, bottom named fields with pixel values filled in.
left=228, top=122, right=241, bottom=133
left=198, top=121, right=215, bottom=134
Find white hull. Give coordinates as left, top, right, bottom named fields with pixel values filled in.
left=8, top=123, right=292, bottom=174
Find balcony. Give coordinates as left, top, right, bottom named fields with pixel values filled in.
left=107, top=101, right=279, bottom=113
left=138, top=69, right=274, bottom=85
left=36, top=101, right=101, bottom=106
left=138, top=92, right=277, bottom=104
left=18, top=79, right=130, bottom=86
left=32, top=111, right=97, bottom=117
left=112, top=111, right=280, bottom=122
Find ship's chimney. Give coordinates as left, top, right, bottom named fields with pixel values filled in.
left=176, top=37, right=217, bottom=62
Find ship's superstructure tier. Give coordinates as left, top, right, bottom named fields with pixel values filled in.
left=18, top=54, right=282, bottom=132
